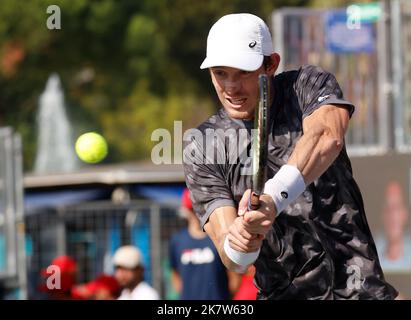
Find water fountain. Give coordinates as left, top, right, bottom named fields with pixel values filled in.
left=34, top=73, right=78, bottom=173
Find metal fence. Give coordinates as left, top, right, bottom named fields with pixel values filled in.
left=24, top=200, right=186, bottom=299
left=0, top=127, right=26, bottom=299
left=393, top=0, right=411, bottom=150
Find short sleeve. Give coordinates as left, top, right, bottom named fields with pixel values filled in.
left=183, top=136, right=235, bottom=229
left=294, top=65, right=355, bottom=119
left=169, top=235, right=178, bottom=270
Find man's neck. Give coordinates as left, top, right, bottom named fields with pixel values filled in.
left=126, top=280, right=142, bottom=292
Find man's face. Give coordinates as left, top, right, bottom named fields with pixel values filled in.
left=209, top=64, right=269, bottom=120
left=384, top=192, right=408, bottom=242
left=210, top=66, right=264, bottom=120
left=114, top=266, right=141, bottom=289
left=208, top=53, right=280, bottom=120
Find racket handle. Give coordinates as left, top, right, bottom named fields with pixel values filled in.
left=248, top=191, right=260, bottom=211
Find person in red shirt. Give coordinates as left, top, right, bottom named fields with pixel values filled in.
left=39, top=255, right=77, bottom=300
left=233, top=265, right=258, bottom=300
left=72, top=274, right=120, bottom=300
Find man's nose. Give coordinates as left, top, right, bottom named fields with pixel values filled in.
left=224, top=78, right=241, bottom=94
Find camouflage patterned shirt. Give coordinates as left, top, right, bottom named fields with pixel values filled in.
left=183, top=65, right=397, bottom=300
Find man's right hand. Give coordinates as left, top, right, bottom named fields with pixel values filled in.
left=204, top=206, right=261, bottom=273
left=238, top=189, right=276, bottom=236
left=226, top=216, right=263, bottom=253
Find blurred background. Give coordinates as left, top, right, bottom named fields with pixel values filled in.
left=0, top=0, right=410, bottom=299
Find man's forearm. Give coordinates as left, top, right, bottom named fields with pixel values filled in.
left=263, top=105, right=349, bottom=216
left=288, top=105, right=349, bottom=185
left=288, top=123, right=343, bottom=185
left=204, top=206, right=255, bottom=273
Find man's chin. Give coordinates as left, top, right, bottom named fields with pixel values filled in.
left=224, top=107, right=253, bottom=120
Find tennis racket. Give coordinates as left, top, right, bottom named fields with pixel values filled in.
left=248, top=74, right=269, bottom=211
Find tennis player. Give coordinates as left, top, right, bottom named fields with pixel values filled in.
left=182, top=13, right=397, bottom=299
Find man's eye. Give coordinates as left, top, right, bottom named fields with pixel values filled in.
left=214, top=70, right=226, bottom=77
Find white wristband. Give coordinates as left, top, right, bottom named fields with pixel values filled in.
left=263, top=164, right=306, bottom=216
left=223, top=236, right=260, bottom=267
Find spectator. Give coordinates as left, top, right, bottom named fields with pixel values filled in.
left=169, top=188, right=240, bottom=300
left=376, top=181, right=411, bottom=272
left=233, top=266, right=258, bottom=300
left=39, top=255, right=77, bottom=300
left=72, top=274, right=120, bottom=300
left=113, top=245, right=159, bottom=300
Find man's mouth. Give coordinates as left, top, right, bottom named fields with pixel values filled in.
left=227, top=97, right=247, bottom=106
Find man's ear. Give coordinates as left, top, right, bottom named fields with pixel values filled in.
left=266, top=53, right=280, bottom=75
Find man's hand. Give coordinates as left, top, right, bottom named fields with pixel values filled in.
left=227, top=217, right=263, bottom=253
left=238, top=189, right=277, bottom=236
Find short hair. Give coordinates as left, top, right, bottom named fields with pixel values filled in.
left=263, top=56, right=272, bottom=70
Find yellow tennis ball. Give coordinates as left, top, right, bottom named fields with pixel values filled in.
left=75, top=132, right=108, bottom=163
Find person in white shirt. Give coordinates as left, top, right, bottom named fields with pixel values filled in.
left=113, top=245, right=159, bottom=300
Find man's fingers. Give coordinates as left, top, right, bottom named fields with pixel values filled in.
left=241, top=211, right=273, bottom=235
left=243, top=210, right=265, bottom=224
left=228, top=219, right=262, bottom=252
left=235, top=218, right=255, bottom=240
left=227, top=234, right=261, bottom=252
left=243, top=202, right=271, bottom=223
left=238, top=189, right=251, bottom=216
left=227, top=233, right=250, bottom=252
left=229, top=223, right=252, bottom=249
left=238, top=228, right=255, bottom=241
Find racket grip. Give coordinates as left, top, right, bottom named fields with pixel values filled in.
left=248, top=192, right=260, bottom=211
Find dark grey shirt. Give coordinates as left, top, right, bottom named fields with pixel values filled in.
left=183, top=65, right=397, bottom=300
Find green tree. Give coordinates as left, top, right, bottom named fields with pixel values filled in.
left=0, top=0, right=313, bottom=171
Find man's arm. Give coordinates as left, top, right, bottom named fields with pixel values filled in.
left=288, top=104, right=349, bottom=184
left=197, top=105, right=350, bottom=271
left=242, top=104, right=349, bottom=230
left=204, top=206, right=263, bottom=273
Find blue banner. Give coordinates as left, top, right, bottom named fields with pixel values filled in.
left=325, top=10, right=375, bottom=53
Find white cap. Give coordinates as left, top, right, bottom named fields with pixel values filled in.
left=113, top=245, right=143, bottom=269
left=200, top=13, right=274, bottom=71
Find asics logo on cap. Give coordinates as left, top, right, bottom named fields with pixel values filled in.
left=249, top=40, right=257, bottom=48
left=280, top=191, right=288, bottom=199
